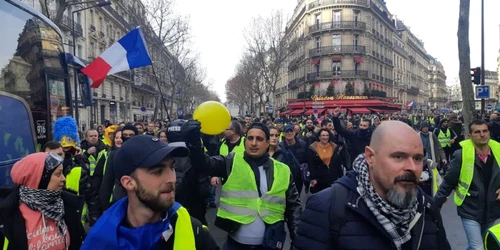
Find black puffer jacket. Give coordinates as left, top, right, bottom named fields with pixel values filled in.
left=307, top=142, right=344, bottom=193
left=294, top=172, right=451, bottom=250
left=0, top=188, right=85, bottom=250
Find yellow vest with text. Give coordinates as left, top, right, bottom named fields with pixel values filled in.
left=454, top=139, right=500, bottom=206
left=485, top=222, right=500, bottom=250
left=217, top=153, right=290, bottom=225
left=437, top=128, right=451, bottom=148
left=219, top=137, right=245, bottom=156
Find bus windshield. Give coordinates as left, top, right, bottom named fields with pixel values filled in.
left=0, top=0, right=71, bottom=149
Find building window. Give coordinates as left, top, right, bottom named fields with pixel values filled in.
left=353, top=10, right=360, bottom=25
left=99, top=17, right=104, bottom=32
left=354, top=62, right=360, bottom=72
left=333, top=61, right=341, bottom=75
left=353, top=34, right=359, bottom=48
left=76, top=12, right=82, bottom=24
left=316, top=14, right=321, bottom=28
left=111, top=82, right=114, bottom=96
left=90, top=10, right=94, bottom=25
left=77, top=45, right=82, bottom=58
left=332, top=34, right=341, bottom=48
left=89, top=42, right=95, bottom=57
left=333, top=11, right=341, bottom=22
left=315, top=63, right=320, bottom=75
left=315, top=36, right=321, bottom=49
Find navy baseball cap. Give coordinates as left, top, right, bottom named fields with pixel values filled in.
left=283, top=124, right=294, bottom=132
left=113, top=135, right=189, bottom=180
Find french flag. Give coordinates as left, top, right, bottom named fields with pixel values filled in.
left=82, top=27, right=152, bottom=88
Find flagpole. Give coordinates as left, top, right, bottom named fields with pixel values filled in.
left=150, top=64, right=171, bottom=122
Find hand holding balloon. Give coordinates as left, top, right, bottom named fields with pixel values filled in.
left=193, top=101, right=231, bottom=135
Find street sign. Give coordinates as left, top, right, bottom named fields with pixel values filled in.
left=268, top=105, right=273, bottom=111
left=312, top=106, right=324, bottom=109
left=476, top=85, right=490, bottom=99
left=487, top=104, right=493, bottom=110
left=313, top=109, right=318, bottom=114
left=312, top=102, right=324, bottom=105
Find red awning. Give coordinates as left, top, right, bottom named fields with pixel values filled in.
left=348, top=107, right=371, bottom=114
left=369, top=108, right=392, bottom=114
left=332, top=57, right=342, bottom=62
left=326, top=108, right=347, bottom=114
left=354, top=57, right=363, bottom=63
left=289, top=109, right=305, bottom=116
left=305, top=108, right=325, bottom=115
left=311, top=59, right=320, bottom=65
left=280, top=110, right=291, bottom=115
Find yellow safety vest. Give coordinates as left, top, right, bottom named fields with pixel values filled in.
left=485, top=222, right=500, bottom=250
left=219, top=137, right=245, bottom=156
left=1, top=206, right=198, bottom=250
left=431, top=168, right=439, bottom=197
left=65, top=167, right=82, bottom=194
left=454, top=139, right=500, bottom=206
left=437, top=128, right=451, bottom=148
left=173, top=206, right=197, bottom=250
left=217, top=153, right=290, bottom=225
left=83, top=149, right=107, bottom=176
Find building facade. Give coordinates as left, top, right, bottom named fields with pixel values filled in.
left=22, top=0, right=178, bottom=130
left=279, top=0, right=446, bottom=113
left=427, top=57, right=447, bottom=109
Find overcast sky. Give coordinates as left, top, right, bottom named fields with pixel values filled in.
left=176, top=0, right=500, bottom=102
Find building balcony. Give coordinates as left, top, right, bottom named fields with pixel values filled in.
left=50, top=12, right=83, bottom=37
left=309, top=21, right=366, bottom=34
left=288, top=54, right=304, bottom=70
left=309, top=45, right=365, bottom=57
left=309, top=0, right=369, bottom=9
left=288, top=76, right=307, bottom=89
left=307, top=70, right=368, bottom=81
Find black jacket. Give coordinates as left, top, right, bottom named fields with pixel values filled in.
left=307, top=142, right=344, bottom=193
left=434, top=148, right=500, bottom=226
left=100, top=149, right=120, bottom=210
left=196, top=151, right=302, bottom=241
left=0, top=188, right=86, bottom=250
left=332, top=116, right=372, bottom=160
left=66, top=155, right=102, bottom=223
left=488, top=120, right=500, bottom=143
left=294, top=172, right=451, bottom=250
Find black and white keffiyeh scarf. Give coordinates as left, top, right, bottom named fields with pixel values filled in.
left=352, top=154, right=418, bottom=249
left=19, top=186, right=67, bottom=245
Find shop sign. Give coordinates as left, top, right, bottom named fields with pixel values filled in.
left=311, top=95, right=369, bottom=101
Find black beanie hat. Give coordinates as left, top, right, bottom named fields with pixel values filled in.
left=122, top=124, right=138, bottom=135
left=247, top=122, right=270, bottom=140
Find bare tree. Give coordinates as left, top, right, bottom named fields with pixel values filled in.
left=144, top=0, right=190, bottom=49
left=226, top=75, right=252, bottom=114
left=244, top=10, right=291, bottom=112
left=39, top=0, right=69, bottom=24
left=237, top=54, right=265, bottom=114
left=458, top=0, right=475, bottom=133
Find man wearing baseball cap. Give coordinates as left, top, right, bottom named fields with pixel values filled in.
left=81, top=135, right=218, bottom=250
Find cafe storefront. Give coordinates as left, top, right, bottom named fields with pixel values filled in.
left=281, top=95, right=402, bottom=116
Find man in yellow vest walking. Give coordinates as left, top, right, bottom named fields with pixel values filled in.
left=193, top=122, right=302, bottom=249
left=435, top=120, right=500, bottom=250
left=80, top=135, right=219, bottom=249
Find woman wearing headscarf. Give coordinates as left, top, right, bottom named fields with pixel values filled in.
left=0, top=152, right=85, bottom=250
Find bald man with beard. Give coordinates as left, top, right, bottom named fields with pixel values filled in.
left=294, top=121, right=451, bottom=250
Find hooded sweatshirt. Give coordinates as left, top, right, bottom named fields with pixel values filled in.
left=11, top=153, right=70, bottom=250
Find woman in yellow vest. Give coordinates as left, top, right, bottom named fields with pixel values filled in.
left=0, top=152, right=86, bottom=250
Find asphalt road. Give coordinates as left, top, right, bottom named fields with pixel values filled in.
left=206, top=188, right=468, bottom=249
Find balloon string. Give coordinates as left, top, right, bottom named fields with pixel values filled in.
left=151, top=64, right=171, bottom=122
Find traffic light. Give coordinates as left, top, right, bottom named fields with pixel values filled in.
left=471, top=67, right=481, bottom=85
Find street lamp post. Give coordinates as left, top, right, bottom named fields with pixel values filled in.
left=71, top=0, right=111, bottom=127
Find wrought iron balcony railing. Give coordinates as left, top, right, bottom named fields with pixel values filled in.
left=309, top=45, right=365, bottom=57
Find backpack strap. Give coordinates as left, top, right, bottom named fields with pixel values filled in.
left=328, top=183, right=350, bottom=244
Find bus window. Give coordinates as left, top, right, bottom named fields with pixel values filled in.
left=0, top=0, right=71, bottom=148
left=0, top=92, right=37, bottom=187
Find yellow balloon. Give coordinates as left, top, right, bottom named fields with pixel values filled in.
left=193, top=101, right=231, bottom=135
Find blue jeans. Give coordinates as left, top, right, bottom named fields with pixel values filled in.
left=206, top=186, right=216, bottom=204
left=462, top=218, right=484, bottom=250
